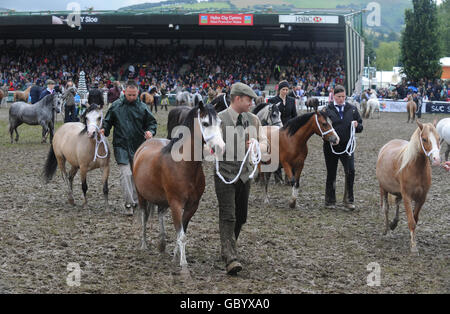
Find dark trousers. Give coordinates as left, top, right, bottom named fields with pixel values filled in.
left=323, top=144, right=355, bottom=204
left=64, top=105, right=76, bottom=123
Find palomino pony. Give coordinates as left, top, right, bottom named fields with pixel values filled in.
left=376, top=120, right=440, bottom=254
left=262, top=110, right=339, bottom=207
left=14, top=86, right=31, bottom=102
left=140, top=92, right=156, bottom=112
left=133, top=102, right=225, bottom=270
left=9, top=93, right=62, bottom=143
left=252, top=102, right=283, bottom=127
left=436, top=117, right=450, bottom=161
left=406, top=96, right=417, bottom=123
left=43, top=104, right=110, bottom=209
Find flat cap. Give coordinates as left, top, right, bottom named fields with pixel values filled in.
left=230, top=82, right=258, bottom=99
left=46, top=79, right=56, bottom=85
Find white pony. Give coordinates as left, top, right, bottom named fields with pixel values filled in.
left=364, top=90, right=380, bottom=119
left=436, top=117, right=450, bottom=161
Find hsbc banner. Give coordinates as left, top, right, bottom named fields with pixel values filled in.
left=199, top=14, right=253, bottom=26
left=279, top=15, right=339, bottom=24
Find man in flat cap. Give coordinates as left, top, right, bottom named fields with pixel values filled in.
left=215, top=82, right=269, bottom=275
left=38, top=79, right=56, bottom=101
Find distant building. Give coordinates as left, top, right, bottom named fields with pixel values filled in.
left=441, top=57, right=450, bottom=80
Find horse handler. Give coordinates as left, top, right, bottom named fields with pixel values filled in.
left=214, top=82, right=269, bottom=275
left=100, top=80, right=157, bottom=215
left=323, top=85, right=363, bottom=210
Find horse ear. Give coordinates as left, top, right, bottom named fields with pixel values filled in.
left=416, top=119, right=423, bottom=130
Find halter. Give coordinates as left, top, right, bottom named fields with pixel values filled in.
left=197, top=109, right=262, bottom=185
left=90, top=110, right=108, bottom=162
left=330, top=121, right=356, bottom=156
left=419, top=129, right=439, bottom=158
left=223, top=94, right=228, bottom=108
left=315, top=113, right=336, bottom=138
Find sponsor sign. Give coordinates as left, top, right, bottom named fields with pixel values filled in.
left=279, top=15, right=339, bottom=24
left=199, top=14, right=253, bottom=26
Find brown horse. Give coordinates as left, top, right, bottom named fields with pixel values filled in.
left=14, top=86, right=31, bottom=102
left=262, top=110, right=339, bottom=208
left=43, top=104, right=110, bottom=209
left=376, top=120, right=440, bottom=254
left=305, top=97, right=319, bottom=112
left=140, top=92, right=156, bottom=112
left=406, top=96, right=417, bottom=123
left=133, top=102, right=225, bottom=270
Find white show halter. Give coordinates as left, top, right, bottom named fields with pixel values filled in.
left=92, top=110, right=108, bottom=162
left=197, top=110, right=261, bottom=185
left=419, top=129, right=439, bottom=158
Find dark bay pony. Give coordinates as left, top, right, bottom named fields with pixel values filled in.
left=9, top=93, right=61, bottom=143
left=376, top=120, right=440, bottom=254
left=166, top=93, right=229, bottom=139
left=133, top=102, right=225, bottom=270
left=43, top=104, right=110, bottom=209
left=262, top=110, right=339, bottom=208
left=305, top=97, right=319, bottom=112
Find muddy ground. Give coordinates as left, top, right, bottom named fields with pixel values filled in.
left=0, top=105, right=448, bottom=294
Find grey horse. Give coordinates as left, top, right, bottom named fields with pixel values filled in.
left=9, top=93, right=62, bottom=144
left=252, top=102, right=283, bottom=127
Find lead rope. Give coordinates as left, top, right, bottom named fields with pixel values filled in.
left=197, top=110, right=261, bottom=185
left=329, top=120, right=356, bottom=156
left=93, top=111, right=108, bottom=162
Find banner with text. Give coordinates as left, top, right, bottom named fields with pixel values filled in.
left=279, top=15, right=339, bottom=24
left=199, top=14, right=253, bottom=26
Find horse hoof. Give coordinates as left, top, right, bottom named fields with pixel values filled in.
left=289, top=200, right=296, bottom=209
left=158, top=240, right=166, bottom=253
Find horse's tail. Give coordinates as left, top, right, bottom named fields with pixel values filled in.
left=43, top=144, right=58, bottom=183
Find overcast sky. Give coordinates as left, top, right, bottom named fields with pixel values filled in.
left=0, top=0, right=444, bottom=11
left=0, top=0, right=166, bottom=11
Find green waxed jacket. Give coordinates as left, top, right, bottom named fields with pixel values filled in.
left=102, top=96, right=157, bottom=164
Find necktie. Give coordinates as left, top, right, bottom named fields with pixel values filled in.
left=338, top=105, right=344, bottom=119
left=236, top=114, right=243, bottom=127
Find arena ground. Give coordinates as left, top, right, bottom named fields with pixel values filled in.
left=0, top=106, right=448, bottom=293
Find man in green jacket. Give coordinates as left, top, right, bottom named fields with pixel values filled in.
left=100, top=80, right=157, bottom=215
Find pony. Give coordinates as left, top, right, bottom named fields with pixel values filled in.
left=176, top=90, right=193, bottom=106
left=436, top=117, right=450, bottom=161
left=364, top=92, right=380, bottom=119
left=42, top=104, right=110, bottom=209
left=167, top=93, right=229, bottom=139
left=140, top=92, right=156, bottom=112
left=252, top=102, right=283, bottom=127
left=132, top=102, right=225, bottom=270
left=8, top=93, right=62, bottom=144
left=376, top=120, right=440, bottom=254
left=13, top=86, right=31, bottom=102
left=0, top=88, right=5, bottom=107
left=305, top=97, right=319, bottom=112
left=406, top=96, right=417, bottom=123
left=261, top=110, right=340, bottom=207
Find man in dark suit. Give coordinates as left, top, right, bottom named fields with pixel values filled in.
left=323, top=85, right=363, bottom=210
left=38, top=80, right=55, bottom=101
left=30, top=82, right=43, bottom=104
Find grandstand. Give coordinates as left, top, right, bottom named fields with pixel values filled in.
left=0, top=8, right=364, bottom=94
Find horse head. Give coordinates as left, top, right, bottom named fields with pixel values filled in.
left=52, top=93, right=63, bottom=114
left=197, top=101, right=225, bottom=157
left=268, top=103, right=283, bottom=127
left=81, top=104, right=103, bottom=138
left=417, top=120, right=440, bottom=166
left=314, top=110, right=340, bottom=145
left=211, top=93, right=229, bottom=112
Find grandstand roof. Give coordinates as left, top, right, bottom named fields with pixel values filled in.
left=0, top=9, right=363, bottom=42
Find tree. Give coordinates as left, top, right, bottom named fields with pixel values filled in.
left=438, top=0, right=450, bottom=56
left=375, top=41, right=401, bottom=71
left=400, top=0, right=442, bottom=82
left=363, top=32, right=376, bottom=67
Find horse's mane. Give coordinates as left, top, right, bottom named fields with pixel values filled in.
left=162, top=103, right=216, bottom=155
left=282, top=111, right=328, bottom=136
left=252, top=102, right=269, bottom=115
left=40, top=93, right=54, bottom=106
left=397, top=128, right=421, bottom=173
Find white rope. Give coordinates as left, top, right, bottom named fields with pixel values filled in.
left=197, top=110, right=261, bottom=184
left=419, top=129, right=439, bottom=157
left=330, top=122, right=356, bottom=156
left=93, top=111, right=108, bottom=162
left=223, top=94, right=228, bottom=108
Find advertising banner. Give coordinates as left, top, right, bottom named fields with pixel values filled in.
left=199, top=14, right=253, bottom=26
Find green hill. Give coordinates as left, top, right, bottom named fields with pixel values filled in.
left=119, top=0, right=412, bottom=34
